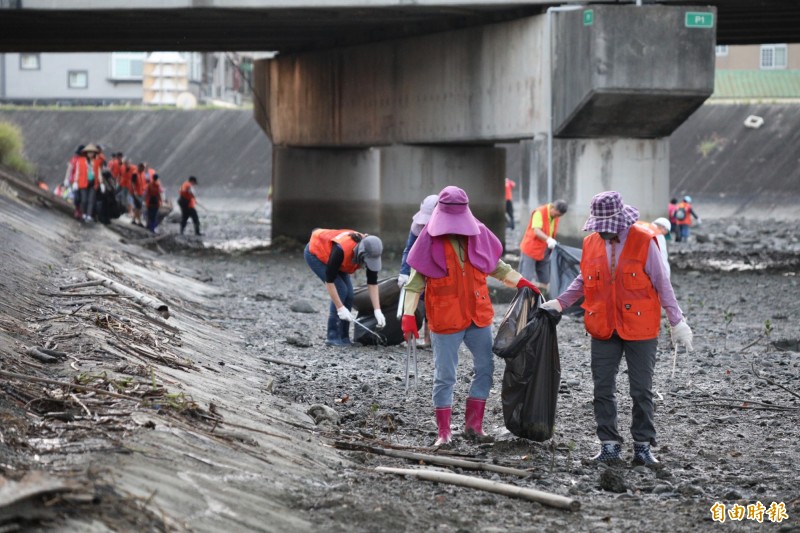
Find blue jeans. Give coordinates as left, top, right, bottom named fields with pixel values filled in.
left=430, top=323, right=494, bottom=407
left=304, top=244, right=353, bottom=344
left=679, top=225, right=690, bottom=241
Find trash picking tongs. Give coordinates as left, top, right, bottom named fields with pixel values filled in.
left=404, top=333, right=418, bottom=394
left=351, top=316, right=387, bottom=345
left=396, top=286, right=418, bottom=393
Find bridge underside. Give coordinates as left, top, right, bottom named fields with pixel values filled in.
left=0, top=1, right=799, bottom=53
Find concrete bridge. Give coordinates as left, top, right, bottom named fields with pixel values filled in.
left=2, top=0, right=799, bottom=247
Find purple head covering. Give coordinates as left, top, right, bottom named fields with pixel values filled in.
left=426, top=186, right=480, bottom=237
left=582, top=191, right=639, bottom=233
left=407, top=186, right=503, bottom=277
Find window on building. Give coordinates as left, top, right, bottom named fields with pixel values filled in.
left=715, top=45, right=728, bottom=57
left=68, top=70, right=88, bottom=89
left=111, top=52, right=146, bottom=80
left=760, top=44, right=787, bottom=69
left=19, top=53, right=40, bottom=70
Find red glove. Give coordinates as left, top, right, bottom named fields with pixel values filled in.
left=401, top=314, right=419, bottom=339
left=516, top=278, right=541, bottom=295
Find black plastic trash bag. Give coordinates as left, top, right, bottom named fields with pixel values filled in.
left=549, top=244, right=584, bottom=316
left=353, top=277, right=422, bottom=346
left=493, top=287, right=561, bottom=442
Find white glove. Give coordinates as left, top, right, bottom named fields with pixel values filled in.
left=100, top=183, right=106, bottom=194
left=374, top=309, right=386, bottom=329
left=336, top=306, right=353, bottom=322
left=671, top=319, right=693, bottom=351
left=541, top=299, right=563, bottom=313
left=546, top=237, right=558, bottom=250
left=397, top=274, right=409, bottom=288
left=695, top=217, right=702, bottom=225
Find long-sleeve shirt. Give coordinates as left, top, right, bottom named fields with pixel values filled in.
left=556, top=226, right=684, bottom=327
left=399, top=230, right=418, bottom=276
left=326, top=244, right=378, bottom=285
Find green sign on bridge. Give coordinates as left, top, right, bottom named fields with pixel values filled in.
left=685, top=12, right=714, bottom=29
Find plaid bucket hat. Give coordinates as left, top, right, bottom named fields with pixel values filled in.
left=582, top=191, right=640, bottom=233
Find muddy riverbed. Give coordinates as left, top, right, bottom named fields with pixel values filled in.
left=189, top=212, right=800, bottom=532
left=2, top=195, right=799, bottom=532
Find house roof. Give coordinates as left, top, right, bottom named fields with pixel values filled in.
left=713, top=70, right=800, bottom=100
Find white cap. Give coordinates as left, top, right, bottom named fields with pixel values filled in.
left=652, top=217, right=671, bottom=233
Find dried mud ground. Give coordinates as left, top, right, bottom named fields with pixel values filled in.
left=2, top=194, right=800, bottom=532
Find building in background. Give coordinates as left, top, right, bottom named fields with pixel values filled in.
left=0, top=51, right=256, bottom=107
left=713, top=44, right=800, bottom=100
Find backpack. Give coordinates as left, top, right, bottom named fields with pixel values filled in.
left=674, top=207, right=687, bottom=221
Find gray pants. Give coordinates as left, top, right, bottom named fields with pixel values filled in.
left=591, top=334, right=658, bottom=445
left=519, top=249, right=551, bottom=285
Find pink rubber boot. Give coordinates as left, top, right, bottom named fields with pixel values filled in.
left=464, top=397, right=493, bottom=442
left=434, top=406, right=452, bottom=446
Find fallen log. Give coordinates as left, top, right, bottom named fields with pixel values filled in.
left=86, top=270, right=169, bottom=318
left=37, top=348, right=67, bottom=358
left=334, top=441, right=531, bottom=477
left=375, top=467, right=580, bottom=511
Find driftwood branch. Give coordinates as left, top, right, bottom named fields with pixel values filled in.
left=261, top=356, right=307, bottom=369
left=59, top=280, right=105, bottom=291
left=25, top=348, right=58, bottom=364
left=334, top=441, right=531, bottom=477
left=0, top=369, right=143, bottom=402
left=751, top=360, right=800, bottom=401
left=86, top=270, right=169, bottom=318
left=376, top=467, right=579, bottom=511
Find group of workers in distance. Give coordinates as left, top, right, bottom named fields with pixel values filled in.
left=305, top=185, right=694, bottom=467
left=60, top=144, right=202, bottom=235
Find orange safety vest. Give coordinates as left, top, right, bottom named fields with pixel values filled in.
left=580, top=224, right=662, bottom=341
left=424, top=239, right=494, bottom=335
left=520, top=204, right=558, bottom=261
left=74, top=157, right=99, bottom=190
left=308, top=229, right=363, bottom=274
left=675, top=201, right=692, bottom=226
left=179, top=181, right=196, bottom=209
left=119, top=164, right=133, bottom=190
left=145, top=181, right=161, bottom=208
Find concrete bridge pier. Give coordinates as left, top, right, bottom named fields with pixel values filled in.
left=521, top=137, right=671, bottom=241
left=272, top=144, right=506, bottom=251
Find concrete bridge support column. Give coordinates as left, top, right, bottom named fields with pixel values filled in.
left=378, top=145, right=506, bottom=250
left=272, top=146, right=380, bottom=244
left=272, top=144, right=506, bottom=253
left=548, top=138, right=670, bottom=241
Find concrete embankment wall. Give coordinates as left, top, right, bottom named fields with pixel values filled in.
left=0, top=108, right=271, bottom=204
left=2, top=104, right=799, bottom=219
left=669, top=103, right=800, bottom=219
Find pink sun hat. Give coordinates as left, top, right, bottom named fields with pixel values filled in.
left=582, top=191, right=640, bottom=233
left=426, top=186, right=480, bottom=237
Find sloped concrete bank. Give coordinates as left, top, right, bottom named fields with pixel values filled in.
left=0, top=108, right=271, bottom=202
left=0, top=192, right=339, bottom=531
left=669, top=103, right=800, bottom=218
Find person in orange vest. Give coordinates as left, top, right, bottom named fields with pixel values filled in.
left=541, top=191, right=693, bottom=466
left=129, top=169, right=147, bottom=227
left=144, top=174, right=163, bottom=233
left=74, top=144, right=103, bottom=222
left=400, top=186, right=540, bottom=446
left=519, top=199, right=568, bottom=295
left=504, top=178, right=516, bottom=230
left=305, top=229, right=385, bottom=346
left=673, top=195, right=701, bottom=243
left=178, top=176, right=202, bottom=235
